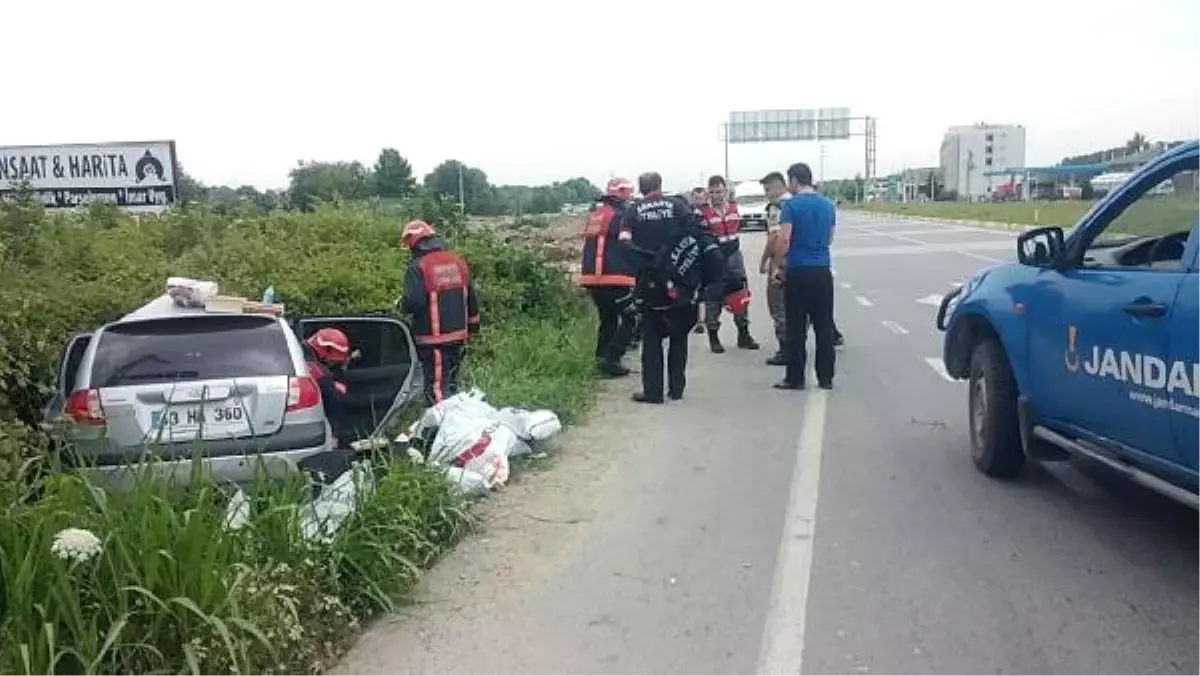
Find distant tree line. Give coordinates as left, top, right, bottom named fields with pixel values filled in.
left=178, top=148, right=601, bottom=216
left=1060, top=132, right=1187, bottom=166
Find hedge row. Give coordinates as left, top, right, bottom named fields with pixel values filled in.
left=0, top=193, right=596, bottom=674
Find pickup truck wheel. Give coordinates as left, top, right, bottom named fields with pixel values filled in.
left=968, top=338, right=1025, bottom=478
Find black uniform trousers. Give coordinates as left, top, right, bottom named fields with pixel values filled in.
left=640, top=304, right=699, bottom=401
left=783, top=267, right=836, bottom=386
left=589, top=286, right=636, bottom=365
left=418, top=342, right=464, bottom=404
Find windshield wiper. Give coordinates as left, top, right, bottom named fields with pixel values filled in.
left=102, top=354, right=170, bottom=387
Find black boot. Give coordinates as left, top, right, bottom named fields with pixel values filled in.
left=693, top=323, right=705, bottom=334
left=766, top=349, right=787, bottom=366
left=707, top=329, right=725, bottom=354
left=597, top=360, right=630, bottom=378
left=631, top=392, right=664, bottom=404
left=737, top=326, right=760, bottom=350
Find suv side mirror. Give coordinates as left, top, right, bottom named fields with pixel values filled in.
left=1017, top=226, right=1065, bottom=267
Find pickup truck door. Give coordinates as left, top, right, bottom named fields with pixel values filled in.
left=1028, top=267, right=1183, bottom=460
left=1167, top=223, right=1199, bottom=488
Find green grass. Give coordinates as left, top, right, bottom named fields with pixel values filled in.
left=853, top=195, right=1197, bottom=237
left=0, top=196, right=600, bottom=674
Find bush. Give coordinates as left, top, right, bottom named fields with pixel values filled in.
left=0, top=193, right=597, bottom=674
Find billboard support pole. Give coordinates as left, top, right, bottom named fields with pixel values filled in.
left=723, top=123, right=730, bottom=179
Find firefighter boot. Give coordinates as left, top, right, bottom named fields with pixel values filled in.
left=707, top=328, right=726, bottom=354
left=737, top=326, right=760, bottom=350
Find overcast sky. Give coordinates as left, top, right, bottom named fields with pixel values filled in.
left=7, top=0, right=1198, bottom=192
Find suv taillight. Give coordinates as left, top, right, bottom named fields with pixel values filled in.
left=65, top=389, right=106, bottom=425
left=287, top=376, right=321, bottom=412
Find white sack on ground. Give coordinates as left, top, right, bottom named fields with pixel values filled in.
left=413, top=389, right=563, bottom=491
left=298, top=462, right=375, bottom=543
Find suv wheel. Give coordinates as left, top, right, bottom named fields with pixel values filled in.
left=968, top=338, right=1025, bottom=478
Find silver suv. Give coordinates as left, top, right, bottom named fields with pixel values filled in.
left=43, top=293, right=421, bottom=488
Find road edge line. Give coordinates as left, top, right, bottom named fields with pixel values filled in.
left=755, top=391, right=829, bottom=675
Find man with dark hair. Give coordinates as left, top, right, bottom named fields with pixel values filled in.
left=618, top=172, right=723, bottom=403
left=770, top=162, right=837, bottom=390
left=760, top=172, right=845, bottom=367
left=698, top=174, right=759, bottom=353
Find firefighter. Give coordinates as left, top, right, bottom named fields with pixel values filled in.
left=699, top=175, right=760, bottom=353
left=398, top=220, right=481, bottom=404
left=303, top=327, right=352, bottom=445
left=619, top=172, right=725, bottom=403
left=579, top=177, right=639, bottom=377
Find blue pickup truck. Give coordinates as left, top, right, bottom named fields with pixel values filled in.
left=937, top=140, right=1199, bottom=509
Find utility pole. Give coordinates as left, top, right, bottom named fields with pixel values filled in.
left=723, top=123, right=730, bottom=179
left=965, top=150, right=976, bottom=202
left=457, top=163, right=465, bottom=213
left=819, top=144, right=828, bottom=183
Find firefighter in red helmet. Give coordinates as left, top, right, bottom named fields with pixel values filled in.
left=398, top=219, right=480, bottom=403
left=578, top=177, right=638, bottom=377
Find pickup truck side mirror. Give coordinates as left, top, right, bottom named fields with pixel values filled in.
left=1017, top=226, right=1065, bottom=268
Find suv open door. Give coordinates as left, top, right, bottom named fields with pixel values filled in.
left=293, top=316, right=422, bottom=446
left=42, top=332, right=94, bottom=431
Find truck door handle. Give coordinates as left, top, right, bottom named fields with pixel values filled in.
left=1123, top=300, right=1167, bottom=317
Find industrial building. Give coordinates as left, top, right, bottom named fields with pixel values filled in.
left=939, top=123, right=1027, bottom=200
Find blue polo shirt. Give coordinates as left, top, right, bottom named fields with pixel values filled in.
left=779, top=191, right=836, bottom=268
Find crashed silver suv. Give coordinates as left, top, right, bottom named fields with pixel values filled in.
left=44, top=288, right=421, bottom=487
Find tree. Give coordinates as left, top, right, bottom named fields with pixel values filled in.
left=287, top=160, right=372, bottom=210
left=1125, top=132, right=1149, bottom=155
left=175, top=165, right=207, bottom=204
left=423, top=160, right=497, bottom=215
left=373, top=148, right=416, bottom=198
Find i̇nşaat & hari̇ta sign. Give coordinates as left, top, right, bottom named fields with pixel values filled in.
left=0, top=140, right=180, bottom=212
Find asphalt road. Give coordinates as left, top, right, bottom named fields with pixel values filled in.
left=340, top=213, right=1198, bottom=675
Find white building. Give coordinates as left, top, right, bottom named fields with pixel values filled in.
left=939, top=123, right=1026, bottom=200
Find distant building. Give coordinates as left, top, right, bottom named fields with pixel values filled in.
left=939, top=123, right=1027, bottom=200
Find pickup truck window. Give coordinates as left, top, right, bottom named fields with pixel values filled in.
left=1084, top=167, right=1198, bottom=270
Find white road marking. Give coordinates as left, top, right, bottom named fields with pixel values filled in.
left=855, top=296, right=874, bottom=307
left=756, top=391, right=829, bottom=676
left=839, top=282, right=852, bottom=289
left=881, top=320, right=909, bottom=335
left=960, top=250, right=1002, bottom=263
left=916, top=294, right=943, bottom=306
left=832, top=240, right=1015, bottom=258
left=924, top=357, right=956, bottom=382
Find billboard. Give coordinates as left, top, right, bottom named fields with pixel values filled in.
left=0, top=140, right=179, bottom=211
left=727, top=108, right=851, bottom=143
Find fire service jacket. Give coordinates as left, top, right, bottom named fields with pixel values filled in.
left=402, top=236, right=480, bottom=345
left=699, top=201, right=741, bottom=255
left=578, top=195, right=635, bottom=287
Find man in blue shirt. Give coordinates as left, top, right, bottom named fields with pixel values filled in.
left=769, top=162, right=837, bottom=390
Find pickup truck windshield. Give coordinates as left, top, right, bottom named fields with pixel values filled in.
left=91, top=316, right=295, bottom=388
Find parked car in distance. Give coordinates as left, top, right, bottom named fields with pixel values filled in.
left=936, top=140, right=1199, bottom=509
left=43, top=279, right=422, bottom=489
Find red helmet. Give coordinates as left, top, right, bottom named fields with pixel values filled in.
left=305, top=328, right=351, bottom=365
left=400, top=219, right=436, bottom=249
left=723, top=287, right=752, bottom=315
left=605, top=177, right=634, bottom=201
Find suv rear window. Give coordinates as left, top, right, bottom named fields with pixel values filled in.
left=90, top=315, right=296, bottom=388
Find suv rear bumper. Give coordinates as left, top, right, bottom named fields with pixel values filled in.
left=66, top=420, right=331, bottom=488
left=79, top=443, right=331, bottom=490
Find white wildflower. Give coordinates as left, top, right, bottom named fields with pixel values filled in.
left=50, top=527, right=102, bottom=563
